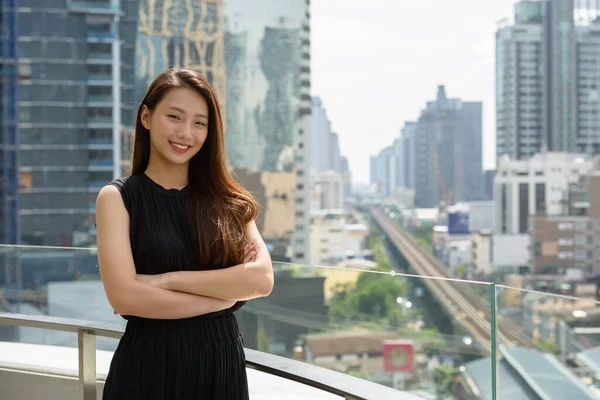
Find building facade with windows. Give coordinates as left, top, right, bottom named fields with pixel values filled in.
left=496, top=0, right=600, bottom=161
left=493, top=152, right=594, bottom=270
left=1, top=0, right=138, bottom=247
left=530, top=171, right=600, bottom=277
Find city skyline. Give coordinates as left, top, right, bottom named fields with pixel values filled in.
left=312, top=0, right=517, bottom=184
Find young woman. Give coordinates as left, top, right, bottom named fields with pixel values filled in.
left=95, top=68, right=273, bottom=399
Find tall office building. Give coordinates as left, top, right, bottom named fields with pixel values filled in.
left=224, top=1, right=311, bottom=263
left=401, top=122, right=416, bottom=191
left=309, top=97, right=333, bottom=173
left=0, top=0, right=138, bottom=246
left=133, top=0, right=226, bottom=171
left=0, top=0, right=19, bottom=245
left=496, top=0, right=600, bottom=161
left=414, top=86, right=483, bottom=208
left=369, top=146, right=396, bottom=197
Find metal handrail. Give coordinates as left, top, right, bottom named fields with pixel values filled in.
left=0, top=313, right=422, bottom=400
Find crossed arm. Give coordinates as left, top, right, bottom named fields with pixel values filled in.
left=96, top=185, right=273, bottom=319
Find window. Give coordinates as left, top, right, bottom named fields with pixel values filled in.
left=576, top=236, right=586, bottom=246
left=19, top=62, right=32, bottom=80
left=558, top=238, right=573, bottom=246
left=575, top=249, right=585, bottom=260
left=294, top=253, right=304, bottom=259
left=295, top=238, right=304, bottom=244
left=500, top=184, right=508, bottom=234
left=19, top=109, right=31, bottom=122
left=558, top=222, right=573, bottom=230
left=576, top=221, right=586, bottom=231
left=19, top=173, right=33, bottom=189
left=535, top=183, right=546, bottom=214
left=295, top=211, right=304, bottom=218
left=558, top=252, right=573, bottom=259
left=519, top=183, right=529, bottom=233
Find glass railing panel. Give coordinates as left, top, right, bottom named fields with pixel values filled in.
left=237, top=261, right=495, bottom=398
left=0, top=244, right=124, bottom=352
left=495, top=285, right=600, bottom=399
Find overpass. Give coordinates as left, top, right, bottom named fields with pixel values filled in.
left=370, top=207, right=537, bottom=353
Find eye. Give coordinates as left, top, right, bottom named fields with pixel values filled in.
left=168, top=114, right=181, bottom=120
left=195, top=121, right=207, bottom=127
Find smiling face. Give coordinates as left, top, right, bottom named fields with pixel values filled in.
left=140, top=87, right=209, bottom=168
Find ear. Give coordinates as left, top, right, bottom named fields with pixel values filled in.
left=140, top=105, right=151, bottom=130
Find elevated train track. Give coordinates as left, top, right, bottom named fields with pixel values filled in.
left=370, top=207, right=536, bottom=353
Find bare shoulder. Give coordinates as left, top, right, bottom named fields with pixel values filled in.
left=96, top=185, right=127, bottom=217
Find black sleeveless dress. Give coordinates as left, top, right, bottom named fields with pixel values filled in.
left=102, top=174, right=249, bottom=400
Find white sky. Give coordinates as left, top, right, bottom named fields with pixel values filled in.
left=311, top=0, right=516, bottom=184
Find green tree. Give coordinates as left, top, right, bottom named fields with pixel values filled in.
left=432, top=365, right=458, bottom=399
left=329, top=268, right=407, bottom=326
left=456, top=264, right=468, bottom=279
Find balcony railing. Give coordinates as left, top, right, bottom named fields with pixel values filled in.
left=0, top=244, right=599, bottom=399
left=0, top=313, right=414, bottom=400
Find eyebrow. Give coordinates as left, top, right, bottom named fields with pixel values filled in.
left=168, top=106, right=208, bottom=119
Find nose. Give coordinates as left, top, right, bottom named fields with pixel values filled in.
left=177, top=125, right=192, bottom=141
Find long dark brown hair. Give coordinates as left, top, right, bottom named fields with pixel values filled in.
left=131, top=68, right=259, bottom=268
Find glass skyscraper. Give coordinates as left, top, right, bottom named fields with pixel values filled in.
left=0, top=0, right=138, bottom=247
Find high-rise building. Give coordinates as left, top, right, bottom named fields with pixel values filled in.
left=496, top=0, right=600, bottom=161
left=133, top=0, right=226, bottom=171
left=369, top=146, right=396, bottom=196
left=401, top=122, right=416, bottom=190
left=133, top=1, right=311, bottom=263
left=308, top=97, right=333, bottom=173
left=414, top=86, right=483, bottom=208
left=1, top=0, right=138, bottom=246
left=492, top=152, right=593, bottom=270
left=0, top=0, right=19, bottom=245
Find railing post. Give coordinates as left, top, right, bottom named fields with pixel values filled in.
left=489, top=284, right=498, bottom=400
left=78, top=328, right=97, bottom=400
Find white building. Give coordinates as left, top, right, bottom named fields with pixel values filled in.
left=446, top=240, right=472, bottom=276
left=309, top=210, right=368, bottom=266
left=311, top=170, right=344, bottom=211
left=471, top=230, right=493, bottom=275
left=493, top=152, right=594, bottom=269
left=465, top=201, right=495, bottom=232
left=290, top=0, right=312, bottom=265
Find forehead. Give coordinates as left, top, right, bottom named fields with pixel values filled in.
left=159, top=87, right=209, bottom=113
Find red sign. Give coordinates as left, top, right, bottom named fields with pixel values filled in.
left=383, top=340, right=414, bottom=372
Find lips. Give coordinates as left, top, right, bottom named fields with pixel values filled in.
left=169, top=141, right=191, bottom=153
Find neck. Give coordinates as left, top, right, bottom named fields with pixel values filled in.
left=144, top=154, right=189, bottom=190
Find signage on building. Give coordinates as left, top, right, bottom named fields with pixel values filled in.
left=383, top=340, right=414, bottom=372
left=448, top=211, right=470, bottom=235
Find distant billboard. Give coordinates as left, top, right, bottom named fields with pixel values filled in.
left=383, top=340, right=414, bottom=372
left=448, top=211, right=470, bottom=235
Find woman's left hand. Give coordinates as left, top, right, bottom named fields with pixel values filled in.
left=136, top=274, right=166, bottom=289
